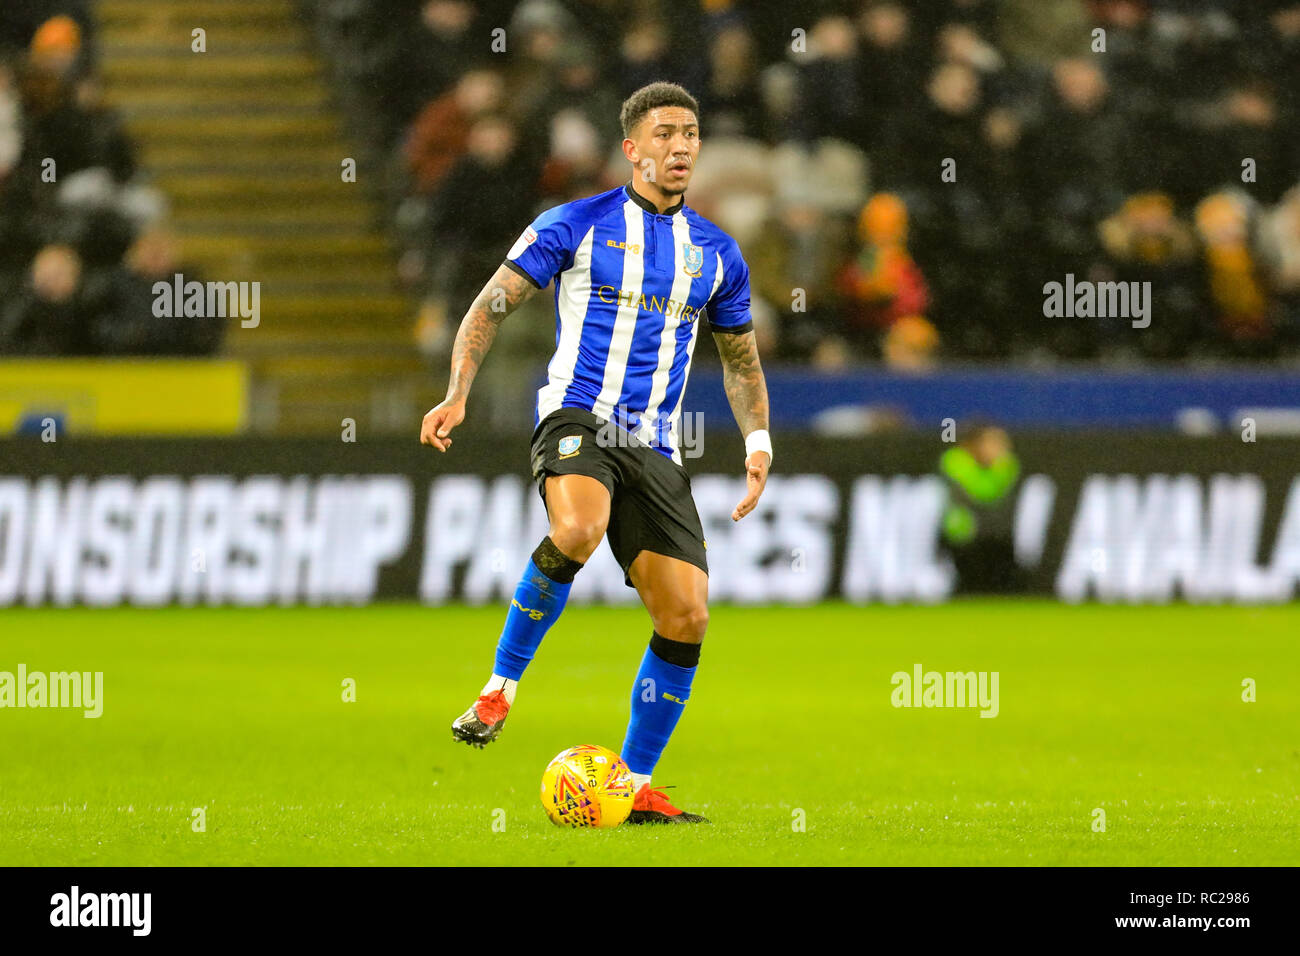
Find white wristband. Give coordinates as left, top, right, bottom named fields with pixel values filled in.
left=745, top=429, right=772, bottom=465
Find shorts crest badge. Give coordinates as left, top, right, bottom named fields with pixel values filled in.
left=558, top=435, right=582, bottom=459
left=682, top=242, right=704, bottom=277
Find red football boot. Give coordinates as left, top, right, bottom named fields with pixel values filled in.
left=451, top=689, right=510, bottom=748
left=626, top=783, right=710, bottom=824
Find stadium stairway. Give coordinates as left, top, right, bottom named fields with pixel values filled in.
left=95, top=0, right=428, bottom=433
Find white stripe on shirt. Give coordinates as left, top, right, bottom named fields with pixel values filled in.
left=536, top=225, right=596, bottom=421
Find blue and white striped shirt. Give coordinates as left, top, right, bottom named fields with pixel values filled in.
left=503, top=182, right=753, bottom=464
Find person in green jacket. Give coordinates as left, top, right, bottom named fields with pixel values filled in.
left=939, top=422, right=1022, bottom=593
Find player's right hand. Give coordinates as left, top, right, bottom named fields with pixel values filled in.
left=420, top=398, right=465, bottom=452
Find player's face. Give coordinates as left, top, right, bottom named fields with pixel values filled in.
left=631, top=107, right=700, bottom=195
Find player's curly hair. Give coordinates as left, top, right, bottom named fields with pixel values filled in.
left=620, top=82, right=700, bottom=138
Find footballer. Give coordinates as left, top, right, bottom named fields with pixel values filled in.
left=420, top=82, right=771, bottom=824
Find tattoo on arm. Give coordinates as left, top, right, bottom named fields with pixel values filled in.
left=446, top=265, right=540, bottom=402
left=713, top=330, right=769, bottom=439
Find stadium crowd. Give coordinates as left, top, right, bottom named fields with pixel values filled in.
left=5, top=1, right=1300, bottom=367
left=0, top=2, right=219, bottom=357
left=312, top=0, right=1300, bottom=366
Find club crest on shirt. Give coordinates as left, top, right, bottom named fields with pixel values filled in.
left=682, top=242, right=703, bottom=277
left=558, top=435, right=582, bottom=459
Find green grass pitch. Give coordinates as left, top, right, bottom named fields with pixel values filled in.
left=1, top=602, right=1296, bottom=866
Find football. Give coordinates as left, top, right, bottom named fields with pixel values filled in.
left=540, top=744, right=637, bottom=828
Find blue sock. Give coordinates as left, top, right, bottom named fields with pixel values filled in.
left=492, top=556, right=574, bottom=680
left=621, top=636, right=699, bottom=777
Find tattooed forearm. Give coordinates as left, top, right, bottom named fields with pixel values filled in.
left=713, top=329, right=769, bottom=439
left=446, top=265, right=540, bottom=402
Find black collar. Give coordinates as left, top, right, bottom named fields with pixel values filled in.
left=624, top=181, right=684, bottom=216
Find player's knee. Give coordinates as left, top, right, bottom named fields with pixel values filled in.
left=548, top=515, right=605, bottom=562
left=658, top=604, right=708, bottom=644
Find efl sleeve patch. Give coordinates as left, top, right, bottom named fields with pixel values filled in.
left=506, top=209, right=572, bottom=288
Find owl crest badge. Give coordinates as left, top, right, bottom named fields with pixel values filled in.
left=682, top=242, right=704, bottom=277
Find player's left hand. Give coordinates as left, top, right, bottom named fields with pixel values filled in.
left=731, top=451, right=770, bottom=521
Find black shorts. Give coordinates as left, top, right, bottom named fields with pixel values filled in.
left=530, top=407, right=708, bottom=587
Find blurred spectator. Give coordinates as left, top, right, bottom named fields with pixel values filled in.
left=883, top=313, right=940, bottom=370
left=536, top=106, right=608, bottom=203
left=1023, top=58, right=1132, bottom=247
left=416, top=115, right=536, bottom=352
left=1247, top=3, right=1300, bottom=127
left=749, top=198, right=852, bottom=361
left=0, top=244, right=87, bottom=354
left=1195, top=190, right=1275, bottom=355
left=0, top=2, right=93, bottom=61
left=700, top=24, right=767, bottom=141
left=617, top=20, right=675, bottom=98
left=936, top=21, right=1005, bottom=78
left=794, top=16, right=870, bottom=148
left=1198, top=80, right=1293, bottom=204
left=0, top=7, right=178, bottom=358
left=1260, top=182, right=1300, bottom=347
left=856, top=1, right=924, bottom=150
left=1097, top=192, right=1203, bottom=358
left=835, top=192, right=930, bottom=358
left=82, top=227, right=223, bottom=356
left=880, top=61, right=984, bottom=192
left=377, top=1, right=484, bottom=145
left=505, top=1, right=590, bottom=132
left=531, top=40, right=621, bottom=146
left=403, top=68, right=505, bottom=195
left=28, top=14, right=81, bottom=78
left=0, top=58, right=36, bottom=297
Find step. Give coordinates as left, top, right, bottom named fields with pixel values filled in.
left=137, top=141, right=340, bottom=167
left=156, top=174, right=364, bottom=203
left=253, top=316, right=414, bottom=339
left=163, top=273, right=400, bottom=297
left=178, top=234, right=389, bottom=259
left=245, top=354, right=424, bottom=378
left=171, top=217, right=381, bottom=237
left=99, top=27, right=308, bottom=52
left=176, top=276, right=399, bottom=297
left=100, top=54, right=320, bottom=83
left=125, top=113, right=341, bottom=143
left=167, top=202, right=375, bottom=229
left=102, top=78, right=324, bottom=110
left=99, top=38, right=307, bottom=59
left=257, top=295, right=411, bottom=320
left=231, top=330, right=415, bottom=352
left=99, top=0, right=297, bottom=23
left=108, top=90, right=332, bottom=114
left=155, top=272, right=398, bottom=296
left=228, top=321, right=414, bottom=346
left=162, top=244, right=397, bottom=284
left=228, top=304, right=413, bottom=329
left=144, top=159, right=346, bottom=179
left=261, top=308, right=412, bottom=325
left=174, top=257, right=395, bottom=284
